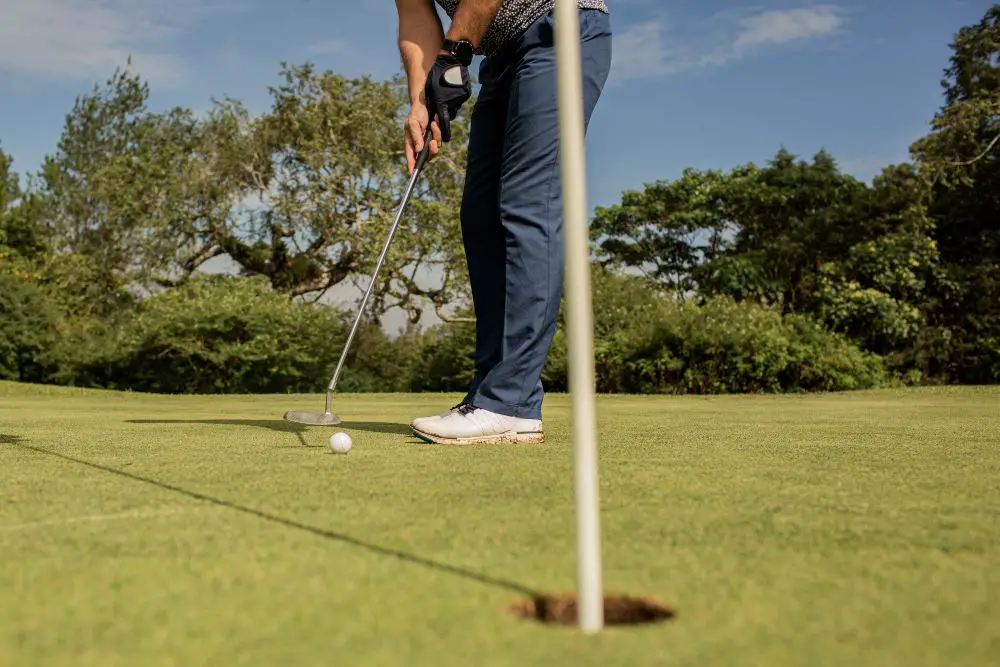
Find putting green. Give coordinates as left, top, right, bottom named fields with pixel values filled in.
left=1, top=381, right=998, bottom=666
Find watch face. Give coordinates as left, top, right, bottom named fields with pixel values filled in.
left=453, top=40, right=473, bottom=65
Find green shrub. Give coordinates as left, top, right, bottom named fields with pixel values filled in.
left=338, top=322, right=424, bottom=393
left=409, top=319, right=476, bottom=392
left=69, top=274, right=403, bottom=394
left=417, top=267, right=886, bottom=396
left=0, top=270, right=59, bottom=382
left=598, top=294, right=888, bottom=394
left=23, top=266, right=889, bottom=396
left=543, top=269, right=667, bottom=392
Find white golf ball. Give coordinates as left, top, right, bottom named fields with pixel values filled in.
left=329, top=432, right=352, bottom=454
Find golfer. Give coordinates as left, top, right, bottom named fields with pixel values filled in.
left=395, top=0, right=611, bottom=444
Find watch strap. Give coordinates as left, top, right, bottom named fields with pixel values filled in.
left=442, top=38, right=474, bottom=65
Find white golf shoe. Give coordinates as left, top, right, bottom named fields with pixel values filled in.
left=410, top=402, right=466, bottom=431
left=411, top=404, right=544, bottom=445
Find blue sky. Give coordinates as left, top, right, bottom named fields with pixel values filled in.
left=0, top=0, right=993, bottom=213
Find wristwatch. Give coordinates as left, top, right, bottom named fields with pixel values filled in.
left=442, top=38, right=475, bottom=66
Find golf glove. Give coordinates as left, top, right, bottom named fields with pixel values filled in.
left=424, top=54, right=471, bottom=143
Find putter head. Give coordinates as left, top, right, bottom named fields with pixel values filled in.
left=283, top=410, right=342, bottom=426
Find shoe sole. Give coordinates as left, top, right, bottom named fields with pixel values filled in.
left=410, top=427, right=544, bottom=445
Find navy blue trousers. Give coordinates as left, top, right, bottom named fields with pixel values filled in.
left=461, top=9, right=612, bottom=419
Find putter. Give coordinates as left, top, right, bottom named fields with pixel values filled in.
left=283, top=128, right=434, bottom=426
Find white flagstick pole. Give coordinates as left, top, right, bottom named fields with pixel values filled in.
left=553, top=0, right=604, bottom=634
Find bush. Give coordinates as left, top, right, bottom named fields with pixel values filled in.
left=18, top=266, right=889, bottom=396
left=596, top=293, right=888, bottom=394
left=416, top=267, right=886, bottom=396
left=338, top=322, right=425, bottom=393
left=408, top=319, right=476, bottom=392
left=69, top=274, right=409, bottom=394
left=543, top=268, right=666, bottom=392
left=0, top=270, right=59, bottom=382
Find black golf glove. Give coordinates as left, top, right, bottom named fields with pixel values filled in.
left=424, top=53, right=471, bottom=143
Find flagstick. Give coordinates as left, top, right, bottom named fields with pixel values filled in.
left=553, top=0, right=603, bottom=635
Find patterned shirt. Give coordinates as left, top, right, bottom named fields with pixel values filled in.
left=434, top=0, right=609, bottom=58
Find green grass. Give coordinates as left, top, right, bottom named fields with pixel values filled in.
left=1, top=381, right=998, bottom=666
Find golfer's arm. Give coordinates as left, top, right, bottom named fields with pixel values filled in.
left=396, top=0, right=445, bottom=104
left=446, top=0, right=502, bottom=47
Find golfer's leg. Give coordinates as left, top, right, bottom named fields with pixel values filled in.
left=470, top=9, right=612, bottom=420
left=460, top=59, right=509, bottom=400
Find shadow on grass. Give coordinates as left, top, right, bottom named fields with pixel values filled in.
left=6, top=439, right=541, bottom=598
left=126, top=419, right=411, bottom=441
left=126, top=418, right=310, bottom=447
left=337, top=421, right=412, bottom=435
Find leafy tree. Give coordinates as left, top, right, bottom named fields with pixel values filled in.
left=591, top=168, right=733, bottom=298
left=30, top=66, right=212, bottom=317
left=0, top=271, right=59, bottom=383
left=911, top=5, right=1000, bottom=189
left=809, top=164, right=939, bottom=361
left=910, top=4, right=1000, bottom=382
left=591, top=149, right=943, bottom=377
left=32, top=62, right=473, bottom=324
left=181, top=63, right=473, bottom=322
left=0, top=145, right=46, bottom=263
left=694, top=150, right=874, bottom=312
left=38, top=67, right=172, bottom=278
left=0, top=145, right=17, bottom=223
left=595, top=150, right=883, bottom=310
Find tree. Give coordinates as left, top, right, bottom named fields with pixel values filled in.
left=0, top=145, right=46, bottom=263
left=0, top=145, right=16, bottom=219
left=590, top=148, right=941, bottom=375
left=0, top=271, right=59, bottom=383
left=910, top=4, right=1000, bottom=382
left=695, top=150, right=879, bottom=311
left=591, top=167, right=734, bottom=298
left=155, top=63, right=472, bottom=324
left=32, top=65, right=213, bottom=317
left=213, top=63, right=472, bottom=323
left=810, top=164, right=939, bottom=362
left=33, top=62, right=473, bottom=325
left=911, top=5, right=1000, bottom=189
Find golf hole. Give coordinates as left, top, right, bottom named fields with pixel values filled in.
left=508, top=593, right=675, bottom=627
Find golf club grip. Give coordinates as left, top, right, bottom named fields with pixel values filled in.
left=415, top=126, right=434, bottom=173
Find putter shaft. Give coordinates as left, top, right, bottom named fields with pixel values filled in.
left=322, top=130, right=434, bottom=413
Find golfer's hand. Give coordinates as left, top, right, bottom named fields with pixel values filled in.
left=424, top=53, right=472, bottom=143
left=404, top=102, right=441, bottom=174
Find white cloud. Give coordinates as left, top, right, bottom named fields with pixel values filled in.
left=611, top=5, right=847, bottom=81
left=609, top=20, right=681, bottom=80
left=715, top=6, right=845, bottom=64
left=0, top=0, right=231, bottom=87
left=736, top=7, right=843, bottom=49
